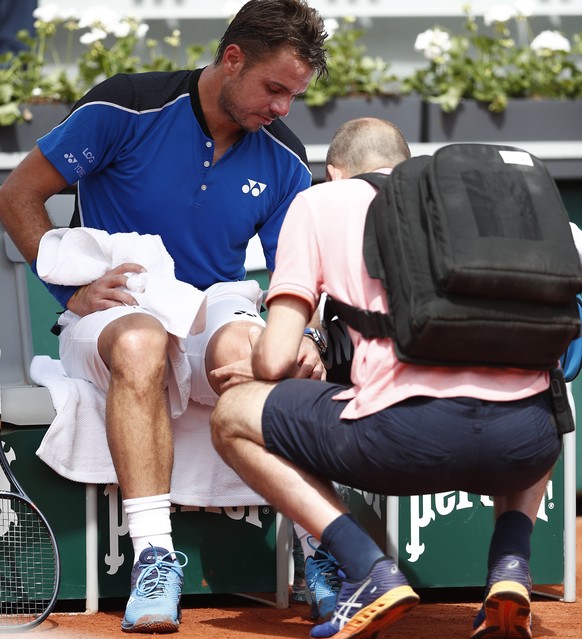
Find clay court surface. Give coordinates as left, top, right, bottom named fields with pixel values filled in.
left=3, top=517, right=581, bottom=639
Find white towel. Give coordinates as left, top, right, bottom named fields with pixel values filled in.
left=31, top=356, right=267, bottom=507
left=36, top=228, right=207, bottom=339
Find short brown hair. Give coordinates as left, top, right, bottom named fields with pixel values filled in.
left=214, top=0, right=328, bottom=79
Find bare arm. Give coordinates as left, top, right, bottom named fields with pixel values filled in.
left=0, top=147, right=143, bottom=314
left=0, top=147, right=68, bottom=263
left=207, top=279, right=324, bottom=392
left=252, top=294, right=312, bottom=380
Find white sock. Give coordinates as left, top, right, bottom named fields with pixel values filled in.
left=294, top=523, right=321, bottom=561
left=123, top=494, right=174, bottom=563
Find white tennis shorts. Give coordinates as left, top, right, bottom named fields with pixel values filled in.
left=57, top=280, right=266, bottom=405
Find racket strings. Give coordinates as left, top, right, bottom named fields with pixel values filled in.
left=0, top=495, right=58, bottom=626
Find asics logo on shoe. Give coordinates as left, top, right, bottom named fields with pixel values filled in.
left=242, top=179, right=267, bottom=197
left=332, top=577, right=371, bottom=629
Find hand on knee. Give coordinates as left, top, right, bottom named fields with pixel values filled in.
left=206, top=322, right=264, bottom=394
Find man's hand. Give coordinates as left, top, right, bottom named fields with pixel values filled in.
left=209, top=327, right=263, bottom=394
left=210, top=326, right=325, bottom=394
left=66, top=262, right=145, bottom=317
left=295, top=335, right=325, bottom=380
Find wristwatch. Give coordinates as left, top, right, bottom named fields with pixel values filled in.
left=303, top=327, right=327, bottom=356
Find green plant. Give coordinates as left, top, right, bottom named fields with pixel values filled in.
left=0, top=5, right=209, bottom=127
left=302, top=17, right=397, bottom=107
left=402, top=2, right=582, bottom=112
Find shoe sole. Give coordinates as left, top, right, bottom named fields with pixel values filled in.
left=469, top=580, right=531, bottom=639
left=121, top=615, right=180, bottom=634
left=330, top=585, right=419, bottom=639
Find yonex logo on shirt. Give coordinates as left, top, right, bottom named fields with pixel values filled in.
left=64, top=152, right=77, bottom=164
left=242, top=179, right=267, bottom=197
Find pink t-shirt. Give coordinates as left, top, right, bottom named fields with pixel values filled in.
left=267, top=170, right=549, bottom=419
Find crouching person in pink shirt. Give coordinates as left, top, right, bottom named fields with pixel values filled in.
left=210, top=118, right=562, bottom=639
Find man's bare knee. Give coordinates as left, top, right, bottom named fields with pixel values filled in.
left=99, top=313, right=168, bottom=372
left=211, top=381, right=274, bottom=450
left=206, top=321, right=263, bottom=372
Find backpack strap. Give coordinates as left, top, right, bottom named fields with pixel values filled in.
left=325, top=172, right=395, bottom=340
left=326, top=296, right=396, bottom=340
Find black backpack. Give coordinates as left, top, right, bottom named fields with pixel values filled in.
left=328, top=143, right=582, bottom=370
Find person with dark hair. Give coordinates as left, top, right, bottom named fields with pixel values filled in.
left=214, top=0, right=327, bottom=72
left=0, top=0, right=327, bottom=633
left=210, top=116, right=562, bottom=639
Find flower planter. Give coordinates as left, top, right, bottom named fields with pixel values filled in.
left=283, top=95, right=423, bottom=145
left=0, top=103, right=72, bottom=153
left=425, top=99, right=582, bottom=143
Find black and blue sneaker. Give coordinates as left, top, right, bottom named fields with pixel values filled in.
left=121, top=546, right=188, bottom=634
left=310, top=556, right=419, bottom=639
left=470, top=554, right=532, bottom=639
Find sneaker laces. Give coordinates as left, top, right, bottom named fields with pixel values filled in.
left=135, top=548, right=188, bottom=599
left=306, top=538, right=340, bottom=590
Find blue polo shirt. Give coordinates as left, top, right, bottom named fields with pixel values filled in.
left=37, top=69, right=311, bottom=297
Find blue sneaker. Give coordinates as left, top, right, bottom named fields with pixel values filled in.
left=121, top=546, right=188, bottom=634
left=304, top=538, right=340, bottom=622
left=310, top=556, right=419, bottom=639
left=470, top=554, right=532, bottom=639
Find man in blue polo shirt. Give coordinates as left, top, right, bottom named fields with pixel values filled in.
left=0, top=0, right=327, bottom=632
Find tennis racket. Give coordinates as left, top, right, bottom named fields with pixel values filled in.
left=0, top=417, right=61, bottom=631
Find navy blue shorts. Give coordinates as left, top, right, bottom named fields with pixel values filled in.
left=262, top=380, right=562, bottom=496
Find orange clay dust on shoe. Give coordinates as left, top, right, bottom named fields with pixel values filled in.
left=329, top=584, right=420, bottom=639
left=469, top=581, right=532, bottom=639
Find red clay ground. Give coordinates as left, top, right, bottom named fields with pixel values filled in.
left=5, top=517, right=582, bottom=639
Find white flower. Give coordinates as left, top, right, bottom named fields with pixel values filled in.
left=414, top=29, right=452, bottom=61
left=59, top=8, right=80, bottom=21
left=31, top=87, right=43, bottom=96
left=136, top=24, right=150, bottom=39
left=514, top=0, right=535, bottom=18
left=78, top=6, right=123, bottom=33
left=32, top=4, right=62, bottom=23
left=79, top=28, right=108, bottom=45
left=113, top=11, right=146, bottom=37
left=324, top=19, right=340, bottom=39
left=39, top=7, right=79, bottom=22
left=483, top=4, right=517, bottom=26
left=531, top=30, right=571, bottom=54
left=111, top=21, right=132, bottom=39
